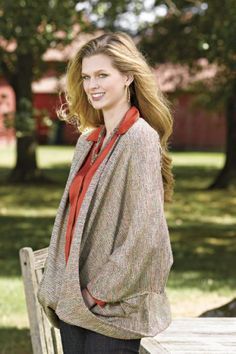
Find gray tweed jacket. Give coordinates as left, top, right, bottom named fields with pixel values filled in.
left=37, top=117, right=174, bottom=339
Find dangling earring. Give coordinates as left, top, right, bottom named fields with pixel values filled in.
left=87, top=96, right=92, bottom=104
left=125, top=85, right=131, bottom=103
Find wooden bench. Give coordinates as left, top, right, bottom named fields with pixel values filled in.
left=19, top=247, right=63, bottom=354
left=19, top=247, right=236, bottom=354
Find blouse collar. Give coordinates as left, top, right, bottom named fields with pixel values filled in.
left=86, top=106, right=140, bottom=142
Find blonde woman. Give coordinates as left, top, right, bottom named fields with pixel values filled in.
left=37, top=31, right=174, bottom=354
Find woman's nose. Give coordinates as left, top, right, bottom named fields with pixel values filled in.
left=89, top=77, right=99, bottom=89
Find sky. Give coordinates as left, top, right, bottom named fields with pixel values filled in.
left=76, top=0, right=168, bottom=33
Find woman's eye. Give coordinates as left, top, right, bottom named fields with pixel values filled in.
left=81, top=74, right=107, bottom=81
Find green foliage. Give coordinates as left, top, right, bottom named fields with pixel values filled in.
left=0, top=0, right=90, bottom=175
left=139, top=0, right=236, bottom=106
left=3, top=97, right=52, bottom=135
left=0, top=0, right=87, bottom=80
left=141, top=1, right=236, bottom=67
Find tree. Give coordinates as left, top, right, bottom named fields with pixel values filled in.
left=139, top=0, right=236, bottom=188
left=67, top=0, right=236, bottom=188
left=0, top=0, right=88, bottom=182
left=0, top=0, right=144, bottom=183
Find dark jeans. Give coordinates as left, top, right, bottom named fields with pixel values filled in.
left=59, top=319, right=141, bottom=354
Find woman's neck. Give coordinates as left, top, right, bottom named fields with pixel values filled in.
left=102, top=103, right=131, bottom=136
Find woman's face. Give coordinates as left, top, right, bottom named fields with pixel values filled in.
left=81, top=54, right=131, bottom=111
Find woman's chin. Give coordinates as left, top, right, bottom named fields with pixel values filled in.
left=91, top=100, right=104, bottom=107
left=91, top=100, right=110, bottom=110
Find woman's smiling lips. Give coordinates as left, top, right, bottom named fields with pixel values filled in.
left=91, top=92, right=105, bottom=101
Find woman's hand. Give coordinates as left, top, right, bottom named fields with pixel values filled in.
left=81, top=288, right=96, bottom=309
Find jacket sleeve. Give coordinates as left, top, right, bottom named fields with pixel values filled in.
left=86, top=130, right=173, bottom=303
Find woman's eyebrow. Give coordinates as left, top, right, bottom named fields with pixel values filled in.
left=81, top=69, right=107, bottom=75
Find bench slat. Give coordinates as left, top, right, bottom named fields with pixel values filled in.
left=19, top=247, right=61, bottom=354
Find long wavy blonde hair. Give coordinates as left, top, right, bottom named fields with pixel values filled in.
left=58, top=31, right=175, bottom=203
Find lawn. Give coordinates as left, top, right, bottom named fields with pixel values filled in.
left=0, top=144, right=235, bottom=353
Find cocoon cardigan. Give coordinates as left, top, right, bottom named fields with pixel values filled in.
left=37, top=115, right=174, bottom=339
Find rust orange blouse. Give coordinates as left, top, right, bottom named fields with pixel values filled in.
left=65, top=106, right=140, bottom=307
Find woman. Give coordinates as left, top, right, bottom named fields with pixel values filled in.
left=37, top=31, right=174, bottom=354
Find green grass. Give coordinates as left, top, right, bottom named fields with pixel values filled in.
left=0, top=144, right=235, bottom=353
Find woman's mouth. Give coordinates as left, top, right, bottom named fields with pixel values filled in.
left=91, top=92, right=105, bottom=101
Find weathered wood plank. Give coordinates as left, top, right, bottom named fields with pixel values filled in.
left=35, top=267, right=56, bottom=353
left=34, top=247, right=48, bottom=270
left=140, top=337, right=170, bottom=354
left=51, top=327, right=63, bottom=354
left=19, top=247, right=62, bottom=354
left=141, top=318, right=236, bottom=354
left=19, top=247, right=50, bottom=353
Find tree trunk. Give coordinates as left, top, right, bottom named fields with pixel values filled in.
left=10, top=135, right=41, bottom=181
left=208, top=85, right=236, bottom=189
left=9, top=53, right=42, bottom=183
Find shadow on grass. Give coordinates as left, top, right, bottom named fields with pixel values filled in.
left=173, top=165, right=224, bottom=191
left=0, top=165, right=70, bottom=187
left=0, top=166, right=69, bottom=209
left=0, top=327, right=31, bottom=354
left=169, top=221, right=236, bottom=289
left=0, top=215, right=55, bottom=277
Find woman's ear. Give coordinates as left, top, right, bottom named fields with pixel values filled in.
left=125, top=74, right=134, bottom=86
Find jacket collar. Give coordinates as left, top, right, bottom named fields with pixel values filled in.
left=86, top=106, right=140, bottom=142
